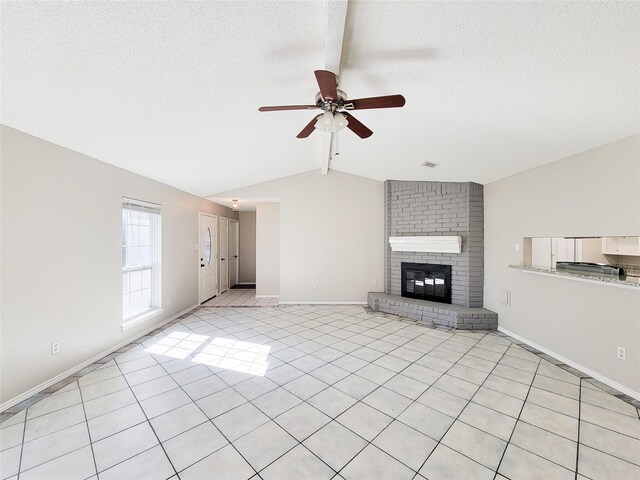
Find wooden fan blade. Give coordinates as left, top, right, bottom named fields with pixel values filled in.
left=296, top=114, right=322, bottom=138
left=258, top=105, right=317, bottom=112
left=343, top=112, right=373, bottom=139
left=314, top=70, right=338, bottom=100
left=347, top=94, right=406, bottom=110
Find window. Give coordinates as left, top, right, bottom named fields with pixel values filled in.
left=122, top=198, right=161, bottom=322
left=204, top=227, right=212, bottom=265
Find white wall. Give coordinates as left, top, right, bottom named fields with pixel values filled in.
left=214, top=170, right=384, bottom=303
left=484, top=134, right=640, bottom=395
left=239, top=211, right=256, bottom=283
left=255, top=203, right=279, bottom=296
left=0, top=126, right=238, bottom=405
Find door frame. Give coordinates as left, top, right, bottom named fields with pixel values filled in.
left=229, top=219, right=239, bottom=288
left=198, top=212, right=218, bottom=304
left=219, top=216, right=230, bottom=293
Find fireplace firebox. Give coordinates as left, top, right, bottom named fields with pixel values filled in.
left=401, top=262, right=452, bottom=304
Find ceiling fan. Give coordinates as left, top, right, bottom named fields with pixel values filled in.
left=258, top=70, right=405, bottom=139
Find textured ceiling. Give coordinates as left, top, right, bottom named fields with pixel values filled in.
left=2, top=1, right=639, bottom=196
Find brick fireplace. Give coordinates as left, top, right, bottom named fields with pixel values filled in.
left=385, top=180, right=484, bottom=307
left=369, top=180, right=497, bottom=329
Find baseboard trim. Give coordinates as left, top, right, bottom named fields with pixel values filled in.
left=498, top=326, right=640, bottom=401
left=278, top=301, right=368, bottom=305
left=255, top=295, right=279, bottom=298
left=1, top=304, right=198, bottom=413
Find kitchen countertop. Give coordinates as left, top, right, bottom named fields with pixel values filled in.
left=620, top=264, right=640, bottom=277
left=509, top=265, right=640, bottom=289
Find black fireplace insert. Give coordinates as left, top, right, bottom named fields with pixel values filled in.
left=401, top=262, right=452, bottom=304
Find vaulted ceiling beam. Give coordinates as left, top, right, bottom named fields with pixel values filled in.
left=321, top=0, right=348, bottom=175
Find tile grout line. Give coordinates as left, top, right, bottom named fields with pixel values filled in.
left=217, top=310, right=422, bottom=473
left=219, top=310, right=431, bottom=476
left=499, top=393, right=639, bottom=442
left=149, top=349, right=266, bottom=478
left=334, top=330, right=491, bottom=477
left=575, top=378, right=583, bottom=480
left=228, top=307, right=640, bottom=470
left=492, top=387, right=640, bottom=467
left=408, top=356, right=608, bottom=462
left=110, top=358, right=180, bottom=479
left=492, top=359, right=543, bottom=479
left=381, top=310, right=640, bottom=411
left=14, top=407, right=27, bottom=480
left=494, top=335, right=640, bottom=411
left=178, top=309, right=456, bottom=477
left=16, top=443, right=98, bottom=479
left=247, top=337, right=412, bottom=478
left=407, top=338, right=512, bottom=479
left=76, top=379, right=101, bottom=479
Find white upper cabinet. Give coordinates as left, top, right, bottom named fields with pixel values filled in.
left=601, top=236, right=640, bottom=256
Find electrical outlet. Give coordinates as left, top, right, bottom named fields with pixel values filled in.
left=51, top=342, right=60, bottom=355
left=617, top=346, right=626, bottom=361
left=372, top=280, right=378, bottom=286
left=167, top=297, right=172, bottom=306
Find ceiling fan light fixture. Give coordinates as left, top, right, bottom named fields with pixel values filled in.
left=314, top=112, right=348, bottom=133
left=333, top=112, right=348, bottom=130
left=315, top=112, right=333, bottom=132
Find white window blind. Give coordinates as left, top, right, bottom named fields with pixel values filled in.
left=122, top=198, right=161, bottom=321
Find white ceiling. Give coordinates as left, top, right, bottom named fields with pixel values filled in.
left=2, top=1, right=638, bottom=197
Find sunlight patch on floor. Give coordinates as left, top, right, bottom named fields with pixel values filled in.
left=193, top=338, right=270, bottom=376
left=144, top=331, right=210, bottom=359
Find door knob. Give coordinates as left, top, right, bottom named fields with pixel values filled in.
left=200, top=264, right=205, bottom=267
left=221, top=258, right=225, bottom=261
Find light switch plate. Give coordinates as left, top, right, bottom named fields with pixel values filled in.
left=499, top=289, right=511, bottom=306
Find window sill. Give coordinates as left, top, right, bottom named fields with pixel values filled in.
left=122, top=308, right=164, bottom=332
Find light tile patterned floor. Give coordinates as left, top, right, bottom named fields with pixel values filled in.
left=1, top=305, right=639, bottom=480
left=203, top=288, right=278, bottom=307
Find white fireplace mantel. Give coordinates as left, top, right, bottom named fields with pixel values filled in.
left=389, top=236, right=462, bottom=254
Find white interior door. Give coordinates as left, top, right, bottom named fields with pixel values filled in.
left=198, top=213, right=217, bottom=303
left=229, top=220, right=239, bottom=287
left=220, top=217, right=229, bottom=293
